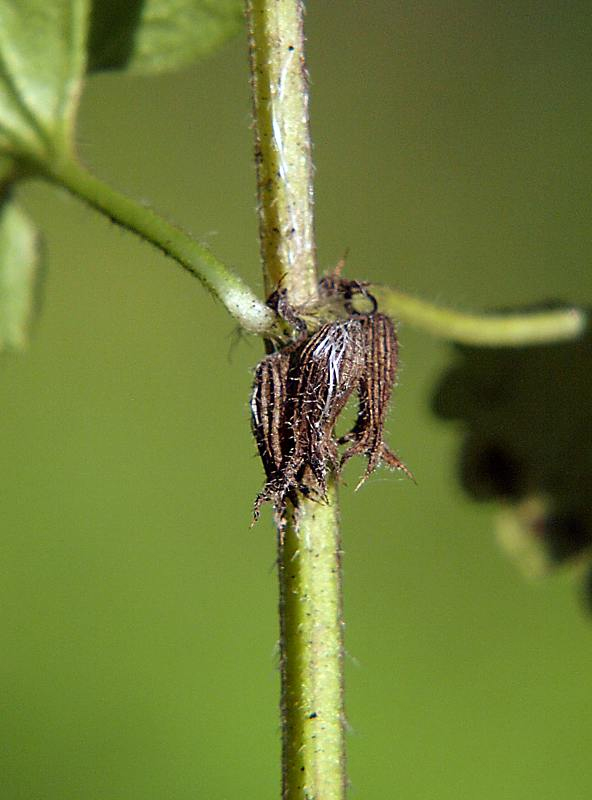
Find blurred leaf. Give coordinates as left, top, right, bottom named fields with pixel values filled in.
left=0, top=1, right=88, bottom=159
left=432, top=313, right=592, bottom=607
left=87, top=0, right=243, bottom=75
left=0, top=154, right=16, bottom=183
left=0, top=191, right=42, bottom=351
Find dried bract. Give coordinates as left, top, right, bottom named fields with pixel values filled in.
left=251, top=319, right=364, bottom=519
left=340, top=313, right=414, bottom=488
left=318, top=264, right=376, bottom=315
left=287, top=319, right=365, bottom=489
left=251, top=277, right=412, bottom=521
left=250, top=350, right=290, bottom=482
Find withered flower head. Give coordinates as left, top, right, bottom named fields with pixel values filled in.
left=340, top=313, right=414, bottom=488
left=251, top=318, right=364, bottom=519
left=251, top=275, right=412, bottom=521
left=250, top=350, right=290, bottom=480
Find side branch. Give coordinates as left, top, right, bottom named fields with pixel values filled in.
left=36, top=157, right=275, bottom=334
left=372, top=285, right=586, bottom=346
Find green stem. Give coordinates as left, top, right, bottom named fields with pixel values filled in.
left=279, top=480, right=346, bottom=799
left=23, top=156, right=587, bottom=348
left=372, top=285, right=586, bottom=346
left=247, top=0, right=318, bottom=306
left=246, top=1, right=346, bottom=798
left=36, top=156, right=275, bottom=335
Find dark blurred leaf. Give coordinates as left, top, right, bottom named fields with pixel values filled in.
left=432, top=313, right=592, bottom=605
left=0, top=155, right=16, bottom=183
left=87, top=0, right=243, bottom=75
left=0, top=191, right=42, bottom=351
left=0, top=1, right=87, bottom=159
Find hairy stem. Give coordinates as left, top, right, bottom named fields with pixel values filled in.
left=372, top=285, right=586, bottom=346
left=279, top=480, right=345, bottom=800
left=247, top=0, right=318, bottom=306
left=36, top=156, right=275, bottom=334
left=246, top=1, right=346, bottom=798
left=24, top=155, right=587, bottom=348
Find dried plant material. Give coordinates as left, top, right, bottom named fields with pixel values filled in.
left=318, top=259, right=376, bottom=315
left=250, top=350, right=291, bottom=482
left=266, top=287, right=309, bottom=340
left=251, top=319, right=364, bottom=519
left=340, top=313, right=414, bottom=488
left=287, top=319, right=365, bottom=489
left=251, top=278, right=412, bottom=520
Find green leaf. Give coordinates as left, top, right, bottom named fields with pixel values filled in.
left=0, top=191, right=42, bottom=351
left=0, top=154, right=16, bottom=184
left=0, top=1, right=89, bottom=159
left=87, top=0, right=243, bottom=75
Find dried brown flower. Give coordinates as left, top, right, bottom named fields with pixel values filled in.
left=250, top=275, right=412, bottom=520
left=340, top=313, right=414, bottom=488
left=250, top=350, right=290, bottom=483
left=286, top=318, right=365, bottom=489
left=251, top=318, right=364, bottom=518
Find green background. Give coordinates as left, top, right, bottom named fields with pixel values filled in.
left=2, top=2, right=591, bottom=798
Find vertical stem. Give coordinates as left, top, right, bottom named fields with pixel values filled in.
left=247, top=0, right=319, bottom=305
left=246, top=2, right=347, bottom=798
left=279, top=480, right=346, bottom=800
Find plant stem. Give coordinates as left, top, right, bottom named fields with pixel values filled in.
left=246, top=1, right=346, bottom=797
left=35, top=156, right=275, bottom=334
left=372, top=285, right=586, bottom=346
left=247, top=0, right=318, bottom=306
left=26, top=155, right=587, bottom=348
left=279, top=480, right=345, bottom=800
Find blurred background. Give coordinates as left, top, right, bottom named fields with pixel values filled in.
left=2, top=2, right=591, bottom=798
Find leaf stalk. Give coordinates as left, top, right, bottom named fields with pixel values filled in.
left=37, top=156, right=275, bottom=334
